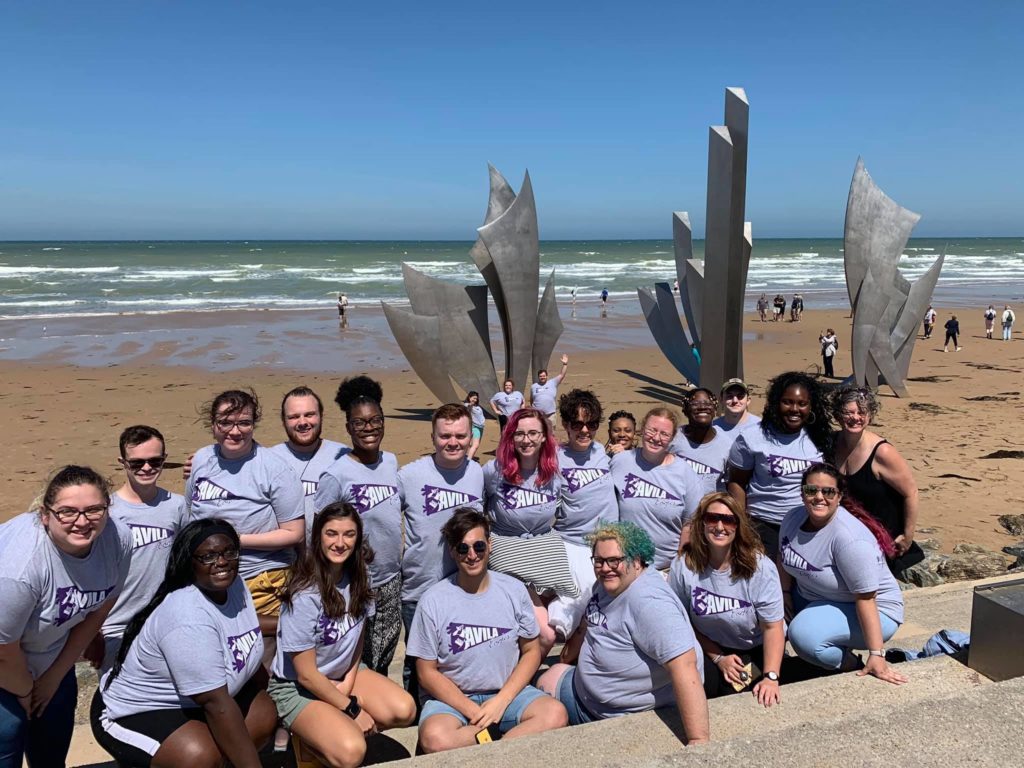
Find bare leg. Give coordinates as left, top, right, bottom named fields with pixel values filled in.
left=418, top=713, right=480, bottom=753
left=501, top=695, right=567, bottom=739
left=290, top=701, right=367, bottom=768
left=348, top=669, right=416, bottom=729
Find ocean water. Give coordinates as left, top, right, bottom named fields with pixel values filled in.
left=1, top=238, right=1021, bottom=319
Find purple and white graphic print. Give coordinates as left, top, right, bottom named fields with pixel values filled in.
left=621, top=473, right=679, bottom=501
left=226, top=627, right=261, bottom=672
left=349, top=483, right=399, bottom=513
left=422, top=485, right=480, bottom=516
left=691, top=585, right=752, bottom=616
left=127, top=523, right=174, bottom=550
left=54, top=584, right=115, bottom=626
left=767, top=455, right=815, bottom=478
left=780, top=537, right=823, bottom=572
left=499, top=483, right=556, bottom=510
left=192, top=478, right=235, bottom=503
left=445, top=621, right=512, bottom=654
left=316, top=613, right=360, bottom=647
left=585, top=594, right=608, bottom=629
left=561, top=467, right=609, bottom=493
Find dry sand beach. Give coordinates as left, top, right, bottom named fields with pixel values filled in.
left=2, top=302, right=1021, bottom=559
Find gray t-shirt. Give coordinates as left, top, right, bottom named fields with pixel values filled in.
left=610, top=450, right=703, bottom=569
left=186, top=442, right=305, bottom=579
left=669, top=429, right=733, bottom=498
left=399, top=456, right=484, bottom=604
left=103, top=490, right=187, bottom=639
left=272, top=577, right=374, bottom=681
left=556, top=444, right=618, bottom=546
left=468, top=405, right=485, bottom=429
left=406, top=571, right=537, bottom=695
left=270, top=439, right=349, bottom=543
left=100, top=578, right=263, bottom=720
left=482, top=460, right=562, bottom=537
left=779, top=506, right=904, bottom=623
left=576, top=570, right=703, bottom=719
left=727, top=427, right=823, bottom=524
left=530, top=375, right=563, bottom=415
left=0, top=513, right=132, bottom=679
left=668, top=553, right=784, bottom=650
left=491, top=390, right=524, bottom=417
left=315, top=451, right=402, bottom=588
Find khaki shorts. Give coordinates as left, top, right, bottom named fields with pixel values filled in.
left=267, top=677, right=318, bottom=729
left=245, top=568, right=290, bottom=617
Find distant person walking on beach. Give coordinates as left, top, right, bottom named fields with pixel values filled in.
left=530, top=354, right=569, bottom=424
left=571, top=287, right=577, bottom=306
left=600, top=288, right=609, bottom=305
left=338, top=293, right=349, bottom=328
left=1002, top=305, right=1016, bottom=341
left=943, top=314, right=961, bottom=352
left=819, top=329, right=838, bottom=378
left=923, top=305, right=937, bottom=339
left=772, top=295, right=784, bottom=321
left=791, top=294, right=804, bottom=321
left=757, top=294, right=769, bottom=322
left=984, top=305, right=997, bottom=339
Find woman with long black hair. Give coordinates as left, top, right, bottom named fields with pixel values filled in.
left=269, top=503, right=414, bottom=768
left=91, top=519, right=276, bottom=767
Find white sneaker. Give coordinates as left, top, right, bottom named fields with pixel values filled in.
left=956, top=346, right=963, bottom=351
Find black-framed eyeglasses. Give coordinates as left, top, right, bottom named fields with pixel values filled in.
left=801, top=484, right=839, bottom=499
left=193, top=547, right=241, bottom=566
left=47, top=505, right=108, bottom=523
left=122, top=456, right=166, bottom=472
left=214, top=418, right=255, bottom=432
left=455, top=540, right=487, bottom=556
left=591, top=555, right=626, bottom=570
left=348, top=416, right=385, bottom=431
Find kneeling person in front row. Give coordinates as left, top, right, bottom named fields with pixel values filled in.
left=407, top=508, right=568, bottom=752
left=538, top=521, right=710, bottom=745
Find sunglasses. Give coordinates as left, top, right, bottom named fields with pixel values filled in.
left=456, top=540, right=487, bottom=556
left=122, top=456, right=166, bottom=472
left=704, top=512, right=738, bottom=528
left=801, top=484, right=839, bottom=499
left=570, top=419, right=601, bottom=432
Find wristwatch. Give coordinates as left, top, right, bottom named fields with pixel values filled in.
left=343, top=695, right=361, bottom=719
left=764, top=671, right=780, bottom=682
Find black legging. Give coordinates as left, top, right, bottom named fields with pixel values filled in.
left=944, top=331, right=958, bottom=348
left=822, top=354, right=834, bottom=378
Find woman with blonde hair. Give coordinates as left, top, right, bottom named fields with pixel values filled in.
left=670, top=492, right=785, bottom=706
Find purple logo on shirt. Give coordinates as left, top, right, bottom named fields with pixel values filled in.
left=317, top=613, right=360, bottom=646
left=302, top=480, right=318, bottom=497
left=681, top=459, right=721, bottom=477
left=585, top=594, right=608, bottom=629
left=445, top=622, right=512, bottom=654
left=350, top=483, right=399, bottom=513
left=499, top=483, right=556, bottom=510
left=780, top=537, right=823, bottom=572
left=192, top=478, right=235, bottom=503
left=621, top=473, right=679, bottom=501
left=226, top=627, right=261, bottom=672
left=128, top=524, right=174, bottom=550
left=561, top=467, right=609, bottom=493
left=54, top=585, right=115, bottom=626
left=691, top=586, right=752, bottom=616
left=766, top=455, right=815, bottom=478
left=422, top=486, right=480, bottom=516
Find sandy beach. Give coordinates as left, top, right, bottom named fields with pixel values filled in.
left=2, top=302, right=1021, bottom=557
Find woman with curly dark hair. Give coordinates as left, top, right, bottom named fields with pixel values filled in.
left=269, top=503, right=414, bottom=768
left=314, top=376, right=403, bottom=674
left=669, top=493, right=785, bottom=707
left=727, top=372, right=831, bottom=558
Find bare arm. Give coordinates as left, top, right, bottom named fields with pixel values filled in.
left=0, top=642, right=34, bottom=714
left=665, top=651, right=710, bottom=745
left=238, top=518, right=304, bottom=550
left=854, top=593, right=907, bottom=685
left=752, top=620, right=785, bottom=707
left=558, top=353, right=569, bottom=378
left=872, top=442, right=919, bottom=553
left=727, top=467, right=752, bottom=512
left=416, top=657, right=481, bottom=721
left=472, top=635, right=543, bottom=727
left=193, top=685, right=263, bottom=768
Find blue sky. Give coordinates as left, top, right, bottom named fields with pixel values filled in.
left=1, top=1, right=1020, bottom=239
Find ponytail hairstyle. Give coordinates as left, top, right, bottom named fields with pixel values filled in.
left=106, top=519, right=241, bottom=689
left=800, top=463, right=895, bottom=558
left=281, top=502, right=373, bottom=620
left=497, top=407, right=558, bottom=486
left=36, top=464, right=111, bottom=516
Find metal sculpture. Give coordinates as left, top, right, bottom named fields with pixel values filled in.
left=844, top=158, right=944, bottom=397
left=639, top=87, right=752, bottom=388
left=382, top=166, right=563, bottom=411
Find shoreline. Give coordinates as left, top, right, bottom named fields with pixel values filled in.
left=3, top=306, right=1022, bottom=563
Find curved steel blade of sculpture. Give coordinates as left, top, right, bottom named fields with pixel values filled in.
left=476, top=172, right=541, bottom=391
left=400, top=264, right=499, bottom=407
left=532, top=270, right=563, bottom=379
left=382, top=166, right=561, bottom=412
left=844, top=158, right=944, bottom=396
left=639, top=87, right=752, bottom=387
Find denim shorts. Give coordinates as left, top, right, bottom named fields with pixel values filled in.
left=419, top=685, right=546, bottom=732
left=553, top=667, right=595, bottom=726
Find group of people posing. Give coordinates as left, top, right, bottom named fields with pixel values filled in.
left=756, top=293, right=804, bottom=322
left=1, top=368, right=920, bottom=767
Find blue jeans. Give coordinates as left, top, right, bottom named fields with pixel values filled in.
left=419, top=685, right=547, bottom=731
left=788, top=594, right=900, bottom=670
left=1004, top=324, right=1013, bottom=341
left=0, top=669, right=78, bottom=768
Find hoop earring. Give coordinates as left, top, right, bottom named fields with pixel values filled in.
left=807, top=411, right=817, bottom=424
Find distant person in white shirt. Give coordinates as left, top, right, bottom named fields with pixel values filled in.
left=530, top=354, right=569, bottom=423
left=1002, top=305, right=1016, bottom=341
left=923, top=306, right=937, bottom=339
left=490, top=379, right=525, bottom=433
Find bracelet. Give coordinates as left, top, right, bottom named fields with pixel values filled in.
left=868, top=649, right=885, bottom=658
left=711, top=654, right=723, bottom=664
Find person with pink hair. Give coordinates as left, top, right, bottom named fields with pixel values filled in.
left=482, top=408, right=577, bottom=655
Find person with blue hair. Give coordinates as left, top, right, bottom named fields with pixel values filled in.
left=538, top=521, right=709, bottom=745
